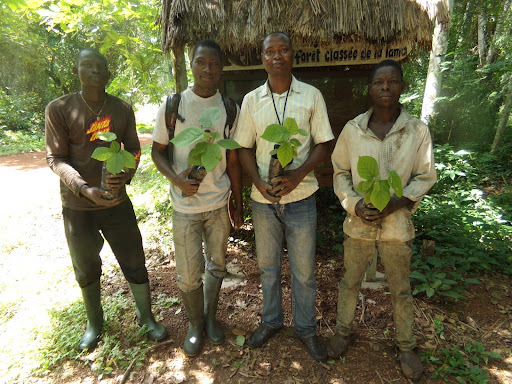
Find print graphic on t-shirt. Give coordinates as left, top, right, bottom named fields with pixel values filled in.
left=86, top=115, right=112, bottom=142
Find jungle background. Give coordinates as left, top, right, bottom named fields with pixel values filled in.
left=0, top=0, right=511, bottom=383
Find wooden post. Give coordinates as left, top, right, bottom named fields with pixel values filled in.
left=171, top=43, right=188, bottom=93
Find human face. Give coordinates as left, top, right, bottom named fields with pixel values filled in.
left=368, top=66, right=405, bottom=109
left=76, top=50, right=110, bottom=90
left=262, top=34, right=294, bottom=76
left=191, top=46, right=222, bottom=96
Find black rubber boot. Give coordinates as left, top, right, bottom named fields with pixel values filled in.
left=129, top=282, right=168, bottom=341
left=204, top=273, right=225, bottom=344
left=79, top=280, right=103, bottom=351
left=180, top=286, right=205, bottom=357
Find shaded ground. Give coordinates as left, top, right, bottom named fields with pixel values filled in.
left=0, top=139, right=511, bottom=384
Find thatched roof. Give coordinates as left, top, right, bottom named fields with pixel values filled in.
left=160, top=0, right=448, bottom=58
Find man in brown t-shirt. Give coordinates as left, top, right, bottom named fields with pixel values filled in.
left=45, top=48, right=167, bottom=350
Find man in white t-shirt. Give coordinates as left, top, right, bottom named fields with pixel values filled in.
left=151, top=39, right=242, bottom=357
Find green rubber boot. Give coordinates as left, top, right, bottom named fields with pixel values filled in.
left=129, top=282, right=168, bottom=341
left=180, top=286, right=205, bottom=357
left=204, top=273, right=225, bottom=344
left=79, top=280, right=103, bottom=351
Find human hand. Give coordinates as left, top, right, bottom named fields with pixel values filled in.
left=355, top=199, right=382, bottom=227
left=105, top=170, right=131, bottom=191
left=173, top=166, right=202, bottom=196
left=269, top=169, right=304, bottom=197
left=254, top=178, right=281, bottom=204
left=81, top=185, right=119, bottom=207
left=232, top=207, right=244, bottom=230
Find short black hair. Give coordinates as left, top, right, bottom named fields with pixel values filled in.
left=77, top=48, right=106, bottom=65
left=192, top=39, right=223, bottom=62
left=369, top=60, right=403, bottom=83
left=262, top=32, right=292, bottom=51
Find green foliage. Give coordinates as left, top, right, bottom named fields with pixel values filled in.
left=411, top=144, right=512, bottom=298
left=356, top=156, right=403, bottom=212
left=35, top=289, right=153, bottom=377
left=170, top=107, right=240, bottom=172
left=424, top=342, right=503, bottom=384
left=236, top=335, right=245, bottom=347
left=261, top=117, right=307, bottom=167
left=91, top=132, right=136, bottom=174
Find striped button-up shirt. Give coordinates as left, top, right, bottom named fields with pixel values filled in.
left=332, top=107, right=436, bottom=241
left=234, top=76, right=334, bottom=204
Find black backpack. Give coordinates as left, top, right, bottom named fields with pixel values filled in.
left=165, top=92, right=238, bottom=165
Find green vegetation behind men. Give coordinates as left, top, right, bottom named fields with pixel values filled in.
left=330, top=59, right=437, bottom=381
left=45, top=48, right=167, bottom=350
left=151, top=39, right=242, bottom=357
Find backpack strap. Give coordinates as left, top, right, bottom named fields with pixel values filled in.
left=165, top=93, right=184, bottom=165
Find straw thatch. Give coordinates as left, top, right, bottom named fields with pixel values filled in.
left=160, top=0, right=447, bottom=56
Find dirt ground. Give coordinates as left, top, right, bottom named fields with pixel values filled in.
left=0, top=138, right=511, bottom=384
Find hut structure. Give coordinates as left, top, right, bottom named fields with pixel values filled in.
left=159, top=0, right=446, bottom=186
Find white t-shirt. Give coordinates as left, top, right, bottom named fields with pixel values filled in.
left=153, top=88, right=239, bottom=214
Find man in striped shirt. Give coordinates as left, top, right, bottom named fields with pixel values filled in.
left=234, top=32, right=334, bottom=361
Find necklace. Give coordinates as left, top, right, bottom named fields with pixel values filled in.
left=80, top=91, right=107, bottom=121
left=269, top=84, right=290, bottom=126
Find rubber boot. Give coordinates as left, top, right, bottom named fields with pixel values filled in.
left=129, top=282, right=168, bottom=341
left=204, top=274, right=225, bottom=344
left=180, top=286, right=205, bottom=357
left=79, top=280, right=103, bottom=351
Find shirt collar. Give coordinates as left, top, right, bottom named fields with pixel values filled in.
left=360, top=105, right=412, bottom=137
left=259, top=75, right=301, bottom=98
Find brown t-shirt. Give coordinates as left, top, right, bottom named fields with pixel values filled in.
left=45, top=92, right=141, bottom=210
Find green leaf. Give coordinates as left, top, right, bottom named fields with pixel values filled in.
left=106, top=153, right=125, bottom=174
left=217, top=139, right=241, bottom=149
left=119, top=149, right=136, bottom=169
left=426, top=287, right=435, bottom=297
left=201, top=143, right=222, bottom=172
left=277, top=141, right=294, bottom=167
left=388, top=170, right=403, bottom=197
left=370, top=180, right=390, bottom=212
left=171, top=127, right=204, bottom=148
left=269, top=148, right=278, bottom=156
left=358, top=156, right=379, bottom=180
left=188, top=142, right=207, bottom=166
left=289, top=138, right=302, bottom=147
left=297, top=129, right=308, bottom=136
left=236, top=335, right=245, bottom=347
left=261, top=124, right=290, bottom=144
left=198, top=107, right=221, bottom=128
left=357, top=179, right=374, bottom=194
left=109, top=140, right=120, bottom=153
left=91, top=147, right=113, bottom=161
left=283, top=117, right=299, bottom=135
left=364, top=192, right=372, bottom=205
left=97, top=132, right=117, bottom=142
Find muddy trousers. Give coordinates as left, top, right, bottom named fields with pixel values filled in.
left=335, top=237, right=416, bottom=351
left=63, top=199, right=148, bottom=288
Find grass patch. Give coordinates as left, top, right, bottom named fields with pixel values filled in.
left=0, top=129, right=45, bottom=156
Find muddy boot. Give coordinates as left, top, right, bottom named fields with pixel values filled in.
left=326, top=332, right=350, bottom=359
left=180, top=286, right=205, bottom=357
left=399, top=350, right=424, bottom=381
left=129, top=282, right=168, bottom=341
left=79, top=280, right=103, bottom=351
left=204, top=274, right=224, bottom=344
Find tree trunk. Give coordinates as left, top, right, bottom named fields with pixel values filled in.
left=477, top=12, right=487, bottom=66
left=487, top=0, right=511, bottom=65
left=421, top=0, right=454, bottom=125
left=491, top=76, right=512, bottom=153
left=171, top=44, right=188, bottom=93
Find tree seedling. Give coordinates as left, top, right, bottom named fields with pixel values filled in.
left=356, top=156, right=403, bottom=212
left=170, top=107, right=240, bottom=174
left=261, top=117, right=307, bottom=168
left=91, top=131, right=136, bottom=174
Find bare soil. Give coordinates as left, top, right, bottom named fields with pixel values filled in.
left=0, top=137, right=511, bottom=384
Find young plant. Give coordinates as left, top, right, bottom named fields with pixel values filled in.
left=170, top=107, right=240, bottom=173
left=356, top=156, right=402, bottom=212
left=261, top=117, right=307, bottom=167
left=91, top=132, right=136, bottom=174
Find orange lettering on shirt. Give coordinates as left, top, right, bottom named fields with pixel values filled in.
left=87, top=116, right=112, bottom=141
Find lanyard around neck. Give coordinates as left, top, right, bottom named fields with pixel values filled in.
left=269, top=84, right=290, bottom=126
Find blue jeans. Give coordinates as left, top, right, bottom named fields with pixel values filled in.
left=172, top=205, right=230, bottom=292
left=252, top=195, right=317, bottom=338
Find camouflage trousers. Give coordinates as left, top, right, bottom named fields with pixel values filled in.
left=335, top=236, right=416, bottom=351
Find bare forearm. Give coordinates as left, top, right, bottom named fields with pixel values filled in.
left=227, top=149, right=243, bottom=208
left=293, top=141, right=330, bottom=179
left=151, top=143, right=178, bottom=183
